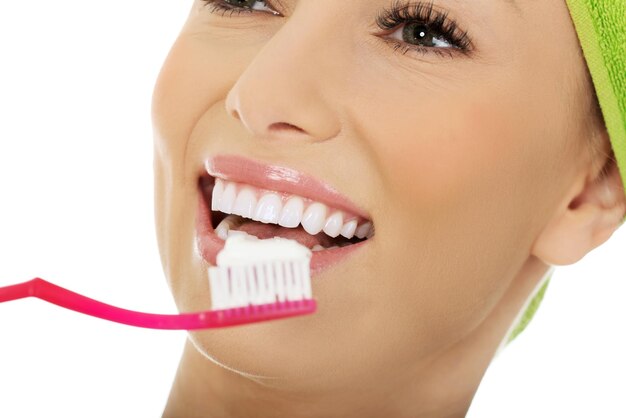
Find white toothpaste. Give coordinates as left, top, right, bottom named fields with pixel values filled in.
left=216, top=231, right=312, bottom=267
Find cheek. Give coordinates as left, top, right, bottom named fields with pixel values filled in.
left=152, top=33, right=253, bottom=160
left=366, top=96, right=527, bottom=220
left=352, top=86, right=565, bottom=347
left=151, top=34, right=248, bottom=249
left=361, top=78, right=564, bottom=235
left=154, top=39, right=214, bottom=159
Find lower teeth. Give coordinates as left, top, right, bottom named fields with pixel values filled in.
left=214, top=214, right=348, bottom=251
left=215, top=214, right=246, bottom=240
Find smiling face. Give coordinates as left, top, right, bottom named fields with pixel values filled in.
left=152, top=0, right=598, bottom=393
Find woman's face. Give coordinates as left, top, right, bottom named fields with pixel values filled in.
left=152, top=0, right=592, bottom=390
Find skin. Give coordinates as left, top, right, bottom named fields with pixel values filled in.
left=151, top=0, right=626, bottom=416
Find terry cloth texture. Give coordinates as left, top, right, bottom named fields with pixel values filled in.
left=566, top=0, right=626, bottom=221
left=504, top=0, right=625, bottom=348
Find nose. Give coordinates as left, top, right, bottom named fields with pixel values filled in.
left=224, top=15, right=341, bottom=142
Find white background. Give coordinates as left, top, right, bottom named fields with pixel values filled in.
left=0, top=1, right=624, bottom=417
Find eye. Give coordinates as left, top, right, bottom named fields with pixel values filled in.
left=388, top=22, right=453, bottom=49
left=374, top=2, right=473, bottom=58
left=202, top=0, right=280, bottom=16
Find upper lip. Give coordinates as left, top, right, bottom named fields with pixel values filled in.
left=203, top=154, right=371, bottom=221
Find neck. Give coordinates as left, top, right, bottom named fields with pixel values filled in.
left=163, top=256, right=551, bottom=418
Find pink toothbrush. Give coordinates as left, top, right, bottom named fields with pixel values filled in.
left=0, top=259, right=316, bottom=330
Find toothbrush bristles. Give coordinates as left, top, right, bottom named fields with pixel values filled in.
left=208, top=259, right=313, bottom=310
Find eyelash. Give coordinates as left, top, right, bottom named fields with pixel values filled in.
left=201, top=0, right=276, bottom=17
left=376, top=1, right=472, bottom=58
left=201, top=0, right=473, bottom=59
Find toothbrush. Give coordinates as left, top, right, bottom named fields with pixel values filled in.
left=0, top=259, right=316, bottom=330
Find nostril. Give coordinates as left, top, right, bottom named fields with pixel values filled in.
left=269, top=122, right=306, bottom=134
left=230, top=108, right=242, bottom=121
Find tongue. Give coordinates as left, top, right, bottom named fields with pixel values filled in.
left=235, top=219, right=338, bottom=249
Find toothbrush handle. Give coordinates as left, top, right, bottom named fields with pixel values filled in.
left=0, top=279, right=38, bottom=303
left=0, top=278, right=316, bottom=330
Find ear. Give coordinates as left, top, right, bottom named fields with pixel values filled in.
left=531, top=154, right=626, bottom=266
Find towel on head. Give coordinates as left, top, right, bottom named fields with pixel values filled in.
left=566, top=0, right=626, bottom=221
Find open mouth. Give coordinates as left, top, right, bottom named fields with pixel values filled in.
left=194, top=155, right=374, bottom=274
left=199, top=174, right=374, bottom=252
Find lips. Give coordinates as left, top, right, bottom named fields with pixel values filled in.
left=205, top=155, right=372, bottom=220
left=195, top=154, right=372, bottom=276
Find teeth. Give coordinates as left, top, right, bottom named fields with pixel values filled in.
left=219, top=182, right=237, bottom=214
left=322, top=211, right=343, bottom=238
left=310, top=244, right=339, bottom=252
left=278, top=197, right=304, bottom=228
left=209, top=179, right=375, bottom=240
left=227, top=229, right=249, bottom=238
left=211, top=179, right=225, bottom=212
left=340, top=219, right=357, bottom=239
left=355, top=222, right=373, bottom=239
left=254, top=193, right=282, bottom=224
left=301, top=202, right=328, bottom=235
left=215, top=216, right=230, bottom=240
left=216, top=225, right=228, bottom=241
left=232, top=186, right=257, bottom=219
left=215, top=214, right=246, bottom=241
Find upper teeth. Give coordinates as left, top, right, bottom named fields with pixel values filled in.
left=211, top=178, right=374, bottom=240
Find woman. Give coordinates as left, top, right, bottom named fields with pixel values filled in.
left=151, top=0, right=625, bottom=416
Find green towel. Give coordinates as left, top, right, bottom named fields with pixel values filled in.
left=566, top=0, right=626, bottom=222
left=503, top=0, right=625, bottom=348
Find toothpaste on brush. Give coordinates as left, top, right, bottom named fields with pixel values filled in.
left=216, top=231, right=312, bottom=266
left=209, top=231, right=314, bottom=310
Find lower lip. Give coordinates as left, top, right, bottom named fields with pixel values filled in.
left=194, top=183, right=368, bottom=277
